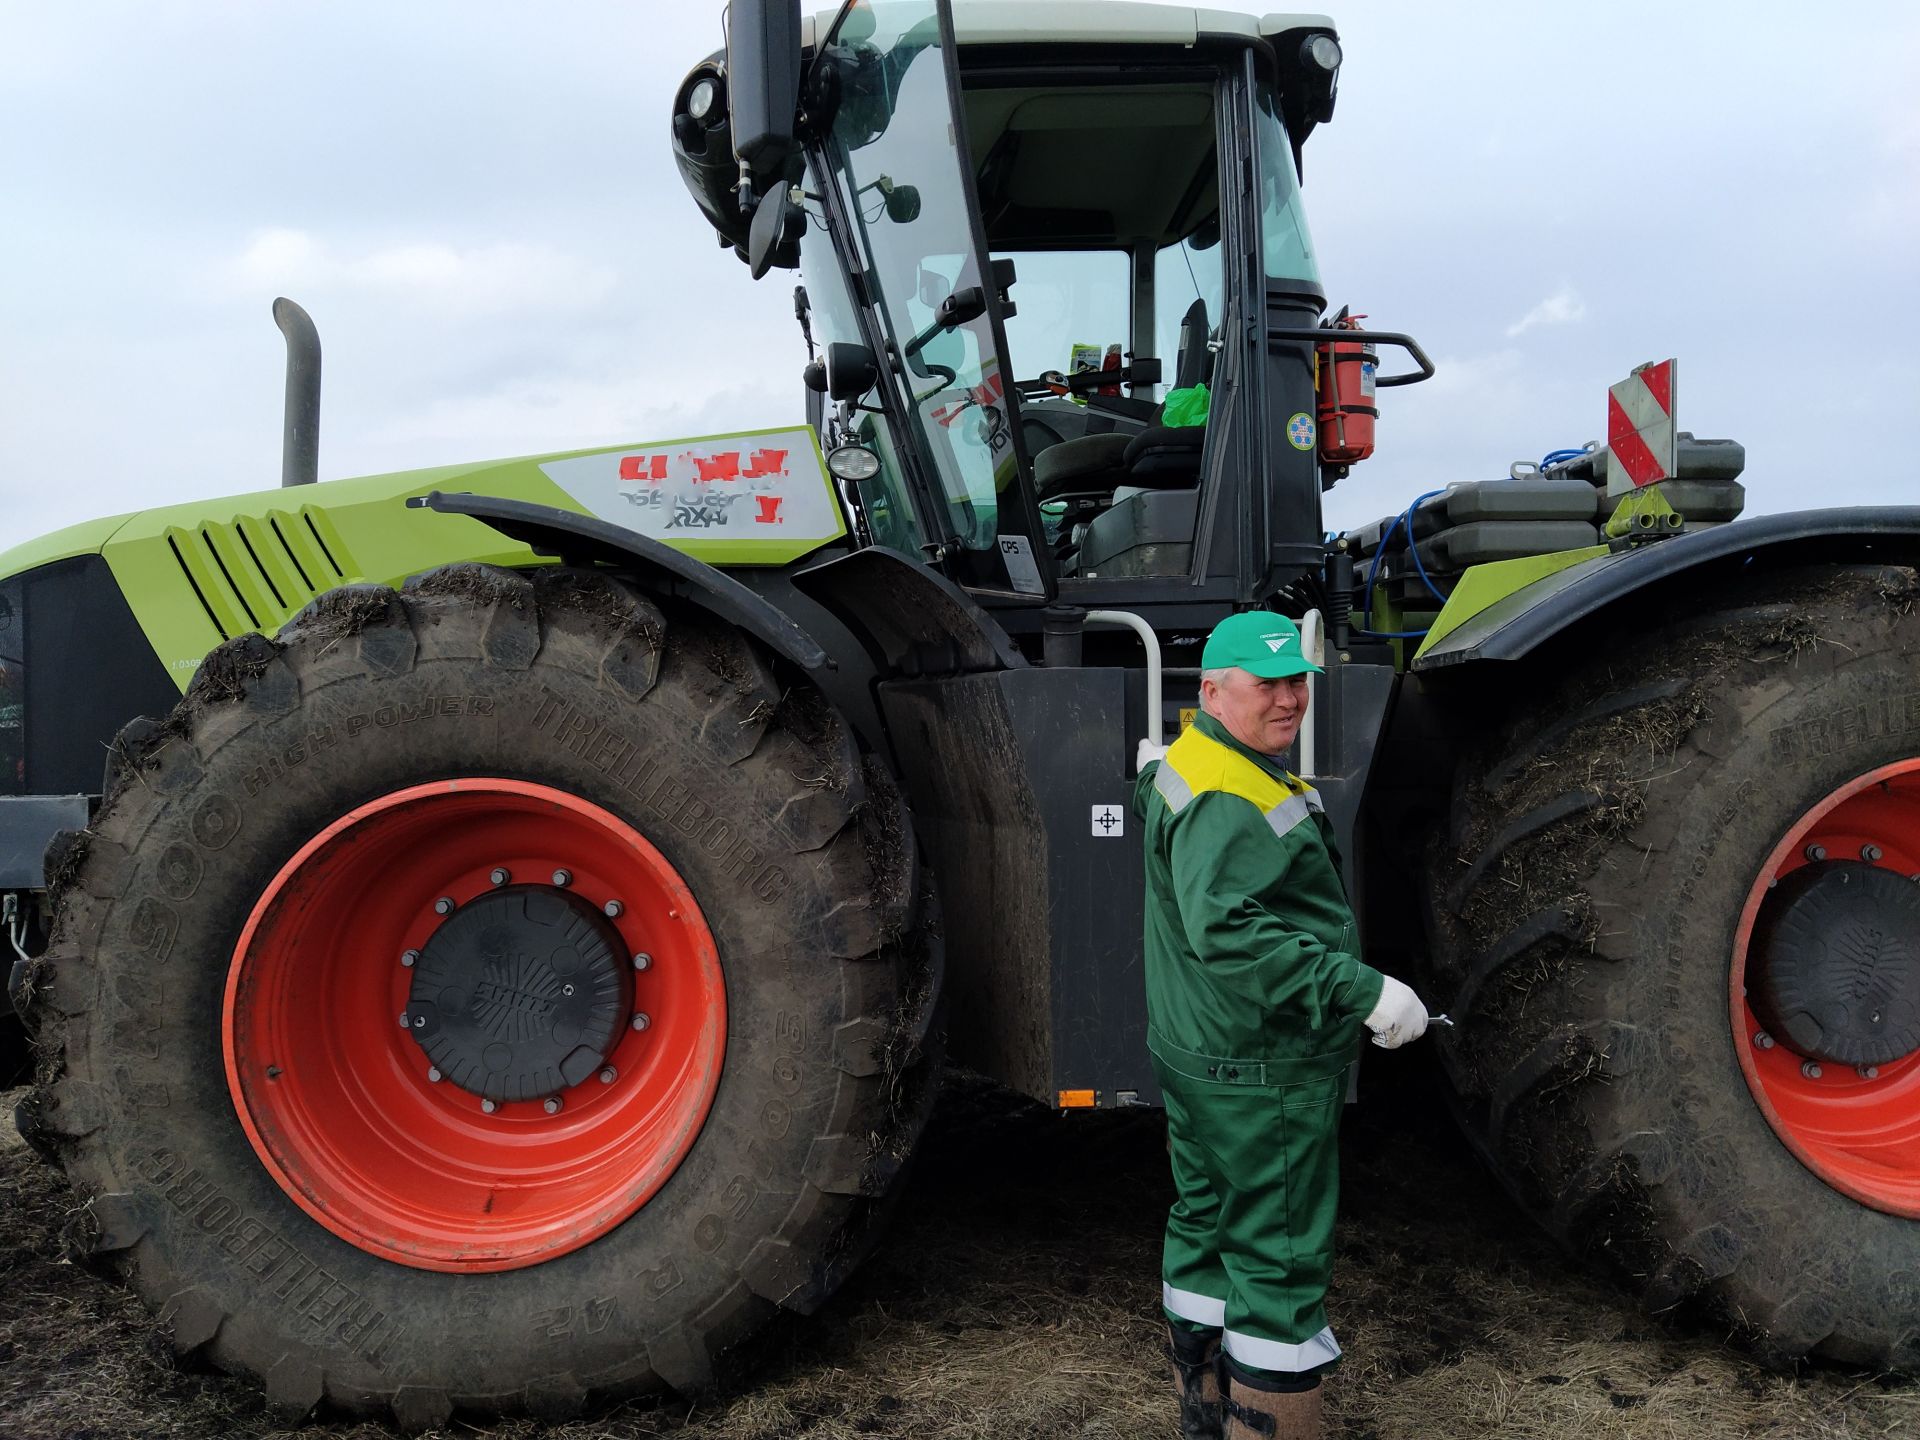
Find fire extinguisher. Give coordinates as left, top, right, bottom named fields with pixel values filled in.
left=1316, top=309, right=1377, bottom=467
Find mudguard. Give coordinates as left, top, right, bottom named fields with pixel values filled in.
left=417, top=491, right=830, bottom=673
left=1413, top=507, right=1920, bottom=671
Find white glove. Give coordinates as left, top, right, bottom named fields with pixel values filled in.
left=1137, top=738, right=1169, bottom=770
left=1364, top=975, right=1429, bottom=1049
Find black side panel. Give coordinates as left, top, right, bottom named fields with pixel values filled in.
left=882, top=664, right=1157, bottom=1109
left=9, top=556, right=179, bottom=797
left=998, top=666, right=1155, bottom=1105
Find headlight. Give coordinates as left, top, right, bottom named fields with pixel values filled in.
left=826, top=445, right=882, bottom=482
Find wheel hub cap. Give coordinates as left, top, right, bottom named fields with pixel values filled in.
left=406, top=886, right=632, bottom=1102
left=1751, top=861, right=1920, bottom=1067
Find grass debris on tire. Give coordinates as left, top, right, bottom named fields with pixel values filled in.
left=1424, top=563, right=1920, bottom=1372
left=15, top=564, right=942, bottom=1426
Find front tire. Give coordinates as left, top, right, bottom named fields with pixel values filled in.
left=19, top=565, right=941, bottom=1424
left=1425, top=564, right=1920, bottom=1369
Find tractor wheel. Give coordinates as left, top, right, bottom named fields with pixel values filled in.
left=15, top=565, right=941, bottom=1426
left=1425, top=563, right=1920, bottom=1370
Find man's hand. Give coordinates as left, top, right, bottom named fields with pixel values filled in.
left=1364, top=975, right=1429, bottom=1049
left=1137, top=738, right=1170, bottom=769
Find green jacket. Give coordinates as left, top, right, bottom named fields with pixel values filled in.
left=1135, top=711, right=1385, bottom=1085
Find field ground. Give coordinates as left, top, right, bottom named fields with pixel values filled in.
left=0, top=1064, right=1913, bottom=1440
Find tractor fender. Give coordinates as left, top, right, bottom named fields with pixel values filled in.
left=416, top=490, right=830, bottom=674
left=1412, top=506, right=1920, bottom=671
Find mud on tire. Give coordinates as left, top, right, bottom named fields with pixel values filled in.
left=1423, top=564, right=1920, bottom=1371
left=17, top=565, right=942, bottom=1425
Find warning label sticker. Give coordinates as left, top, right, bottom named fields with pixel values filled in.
left=538, top=426, right=845, bottom=562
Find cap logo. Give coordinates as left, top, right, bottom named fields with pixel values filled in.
left=1264, top=635, right=1294, bottom=653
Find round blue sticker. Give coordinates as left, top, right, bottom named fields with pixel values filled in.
left=1286, top=412, right=1316, bottom=451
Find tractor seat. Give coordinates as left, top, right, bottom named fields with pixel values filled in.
left=1034, top=432, right=1131, bottom=496
left=1123, top=424, right=1204, bottom=486
left=1036, top=424, right=1206, bottom=499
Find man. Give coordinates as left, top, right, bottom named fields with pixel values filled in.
left=1136, top=611, right=1430, bottom=1440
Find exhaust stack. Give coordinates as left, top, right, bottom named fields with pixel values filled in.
left=272, top=297, right=321, bottom=487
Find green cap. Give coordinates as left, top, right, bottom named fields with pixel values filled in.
left=1201, top=612, right=1322, bottom=679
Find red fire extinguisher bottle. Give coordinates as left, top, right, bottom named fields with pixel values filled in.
left=1317, top=311, right=1378, bottom=466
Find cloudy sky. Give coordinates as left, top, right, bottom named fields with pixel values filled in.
left=3, top=1, right=1916, bottom=549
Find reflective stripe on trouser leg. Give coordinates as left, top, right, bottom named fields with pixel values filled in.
left=1157, top=1062, right=1348, bottom=1374
left=1157, top=1064, right=1229, bottom=1330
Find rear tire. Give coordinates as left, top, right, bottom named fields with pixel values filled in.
left=17, top=565, right=942, bottom=1423
left=1424, top=564, right=1920, bottom=1370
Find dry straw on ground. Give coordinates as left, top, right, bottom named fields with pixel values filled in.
left=0, top=1066, right=1911, bottom=1439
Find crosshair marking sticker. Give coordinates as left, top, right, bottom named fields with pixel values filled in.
left=1286, top=413, right=1316, bottom=451
left=1091, top=804, right=1126, bottom=838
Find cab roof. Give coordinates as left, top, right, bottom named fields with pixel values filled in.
left=802, top=2, right=1334, bottom=51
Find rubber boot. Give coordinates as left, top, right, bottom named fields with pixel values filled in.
left=1163, top=1324, right=1223, bottom=1440
left=1224, top=1378, right=1323, bottom=1440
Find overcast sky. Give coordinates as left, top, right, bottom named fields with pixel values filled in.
left=3, top=1, right=1916, bottom=549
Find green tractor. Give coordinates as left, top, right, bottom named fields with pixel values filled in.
left=4, top=0, right=1916, bottom=1423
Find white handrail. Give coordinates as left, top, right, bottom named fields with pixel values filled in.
left=1085, top=609, right=1163, bottom=747
left=1299, top=608, right=1325, bottom=778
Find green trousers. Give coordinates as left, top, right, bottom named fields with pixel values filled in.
left=1154, top=1059, right=1346, bottom=1376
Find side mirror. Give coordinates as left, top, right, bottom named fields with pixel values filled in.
left=747, top=185, right=806, bottom=279
left=935, top=286, right=987, bottom=329
left=884, top=183, right=921, bottom=223
left=826, top=341, right=880, bottom=402
left=727, top=0, right=804, bottom=199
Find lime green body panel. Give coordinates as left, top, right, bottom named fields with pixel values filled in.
left=1410, top=545, right=1611, bottom=663
left=0, top=512, right=140, bottom=575
left=2, top=429, right=843, bottom=691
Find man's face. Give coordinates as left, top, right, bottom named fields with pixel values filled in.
left=1202, top=668, right=1310, bottom=758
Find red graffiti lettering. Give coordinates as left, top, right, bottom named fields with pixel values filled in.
left=618, top=455, right=668, bottom=482
left=691, top=451, right=742, bottom=483
left=743, top=448, right=789, bottom=478
left=754, top=495, right=784, bottom=524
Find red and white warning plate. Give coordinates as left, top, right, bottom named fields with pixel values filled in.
left=1606, top=358, right=1677, bottom=493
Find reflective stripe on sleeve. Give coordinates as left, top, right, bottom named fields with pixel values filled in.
left=1161, top=1282, right=1227, bottom=1328
left=1155, top=763, right=1196, bottom=814
left=1221, top=1325, right=1341, bottom=1373
left=1263, top=792, right=1315, bottom=841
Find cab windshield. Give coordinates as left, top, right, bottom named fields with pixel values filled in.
left=812, top=0, right=1048, bottom=596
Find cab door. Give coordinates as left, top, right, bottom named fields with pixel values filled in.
left=807, top=0, right=1055, bottom=601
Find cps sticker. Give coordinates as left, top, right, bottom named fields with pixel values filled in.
left=1286, top=413, right=1316, bottom=451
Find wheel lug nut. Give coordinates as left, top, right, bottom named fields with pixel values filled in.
left=1861, top=844, right=1883, bottom=862
left=1754, top=1032, right=1775, bottom=1050
left=631, top=1012, right=651, bottom=1031
left=604, top=899, right=625, bottom=919
left=1858, top=1065, right=1880, bottom=1080
left=562, top=983, right=575, bottom=997
left=412, top=1015, right=426, bottom=1029
left=427, top=1067, right=443, bottom=1083
left=633, top=952, right=652, bottom=971
left=543, top=1096, right=564, bottom=1115
left=398, top=1011, right=411, bottom=1029
left=434, top=896, right=456, bottom=915
left=490, top=867, right=511, bottom=886
left=401, top=948, right=419, bottom=968
left=1801, top=1060, right=1823, bottom=1080
left=598, top=1066, right=617, bottom=1084
left=481, top=1098, right=498, bottom=1114
left=1804, top=844, right=1827, bottom=862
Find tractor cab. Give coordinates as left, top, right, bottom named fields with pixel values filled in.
left=673, top=0, right=1379, bottom=619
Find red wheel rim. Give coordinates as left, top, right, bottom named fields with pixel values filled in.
left=224, top=779, right=726, bottom=1271
left=1731, top=761, right=1920, bottom=1217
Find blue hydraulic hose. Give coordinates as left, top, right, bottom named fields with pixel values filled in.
left=1357, top=488, right=1447, bottom=638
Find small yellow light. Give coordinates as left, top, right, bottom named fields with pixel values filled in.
left=1058, top=1089, right=1097, bottom=1109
